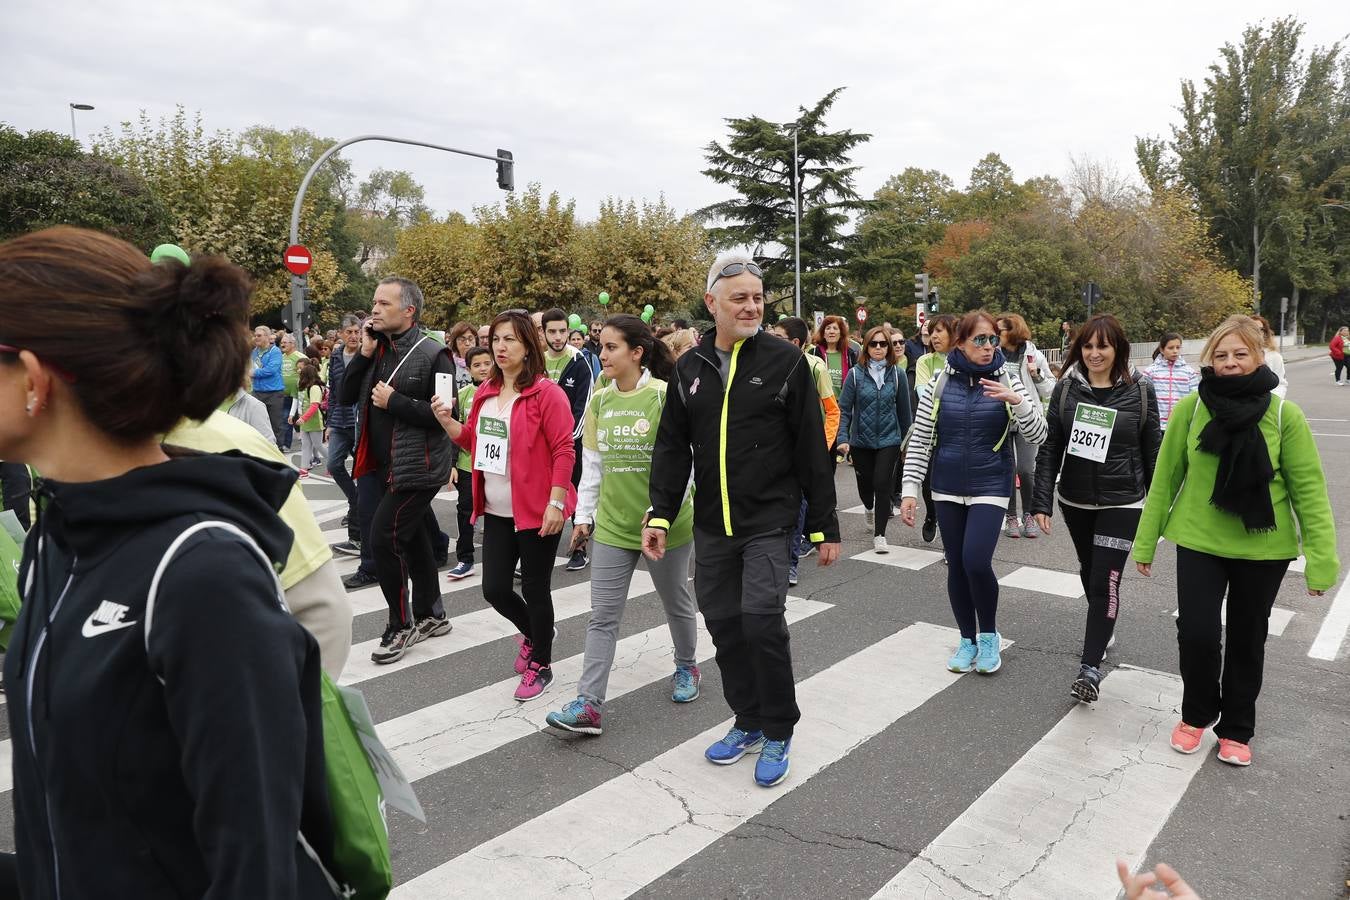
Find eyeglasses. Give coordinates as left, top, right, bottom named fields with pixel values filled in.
left=0, top=343, right=76, bottom=382
left=968, top=334, right=999, bottom=348
left=708, top=261, right=764, bottom=289
left=868, top=340, right=889, bottom=348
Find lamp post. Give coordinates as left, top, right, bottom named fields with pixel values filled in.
left=792, top=127, right=802, bottom=320
left=68, top=103, right=94, bottom=141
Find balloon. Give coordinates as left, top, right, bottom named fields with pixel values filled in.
left=150, top=243, right=190, bottom=266
left=598, top=291, right=610, bottom=306
left=778, top=313, right=788, bottom=321
left=643, top=304, right=655, bottom=315
left=640, top=309, right=653, bottom=323
left=568, top=313, right=583, bottom=329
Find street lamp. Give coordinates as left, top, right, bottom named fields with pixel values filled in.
left=69, top=103, right=94, bottom=141
left=791, top=126, right=802, bottom=320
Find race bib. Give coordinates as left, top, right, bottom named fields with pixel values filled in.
left=474, top=416, right=508, bottom=475
left=1067, top=402, right=1116, bottom=463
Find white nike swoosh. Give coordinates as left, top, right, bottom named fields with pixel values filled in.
left=81, top=618, right=137, bottom=638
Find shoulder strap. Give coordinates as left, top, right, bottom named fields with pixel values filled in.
left=1137, top=379, right=1149, bottom=440
left=1058, top=378, right=1070, bottom=427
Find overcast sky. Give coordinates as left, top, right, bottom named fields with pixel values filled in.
left=4, top=1, right=1346, bottom=226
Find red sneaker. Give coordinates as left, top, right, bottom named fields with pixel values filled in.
left=513, top=635, right=533, bottom=675
left=1169, top=721, right=1205, bottom=754
left=1216, top=738, right=1252, bottom=766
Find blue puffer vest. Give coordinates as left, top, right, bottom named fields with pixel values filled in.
left=840, top=364, right=905, bottom=449
left=930, top=352, right=1014, bottom=498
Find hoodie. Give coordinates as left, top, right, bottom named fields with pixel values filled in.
left=3, top=452, right=336, bottom=900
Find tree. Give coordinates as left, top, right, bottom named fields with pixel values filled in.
left=0, top=124, right=169, bottom=248
left=464, top=184, right=580, bottom=321
left=700, top=88, right=871, bottom=315
left=848, top=168, right=956, bottom=322
left=957, top=153, right=1035, bottom=221
left=348, top=168, right=431, bottom=269
left=383, top=213, right=480, bottom=328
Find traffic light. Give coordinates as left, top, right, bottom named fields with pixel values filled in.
left=496, top=149, right=514, bottom=192
left=914, top=272, right=929, bottom=305
left=927, top=290, right=939, bottom=314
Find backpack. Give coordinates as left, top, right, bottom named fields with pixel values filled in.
left=145, top=520, right=394, bottom=899
left=319, top=383, right=330, bottom=414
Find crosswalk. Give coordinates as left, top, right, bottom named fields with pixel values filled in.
left=279, top=486, right=1333, bottom=899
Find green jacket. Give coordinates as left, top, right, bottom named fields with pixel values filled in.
left=1132, top=392, right=1339, bottom=591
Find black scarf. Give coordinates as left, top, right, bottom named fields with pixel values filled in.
left=1196, top=365, right=1280, bottom=532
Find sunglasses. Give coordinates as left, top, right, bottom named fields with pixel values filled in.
left=891, top=340, right=904, bottom=347
left=708, top=261, right=764, bottom=289
left=868, top=340, right=889, bottom=348
left=968, top=334, right=999, bottom=348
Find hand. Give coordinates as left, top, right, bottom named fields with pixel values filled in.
left=979, top=377, right=1020, bottom=404
left=569, top=523, right=592, bottom=552
left=360, top=323, right=378, bottom=357
left=371, top=381, right=394, bottom=410
left=1034, top=513, right=1052, bottom=535
left=900, top=497, right=917, bottom=527
left=1116, top=859, right=1200, bottom=900
left=1137, top=562, right=1152, bottom=577
left=431, top=394, right=460, bottom=433
left=817, top=542, right=840, bottom=567
left=1027, top=357, right=1040, bottom=378
left=539, top=504, right=565, bottom=537
left=836, top=442, right=851, bottom=457
left=449, top=468, right=458, bottom=486
left=641, top=526, right=667, bottom=561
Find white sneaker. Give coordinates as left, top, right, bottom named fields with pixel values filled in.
left=873, top=535, right=889, bottom=554
left=865, top=509, right=874, bottom=527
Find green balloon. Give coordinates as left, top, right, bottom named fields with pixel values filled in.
left=150, top=243, right=190, bottom=266
left=641, top=309, right=653, bottom=323
left=778, top=313, right=788, bottom=321
left=643, top=304, right=655, bottom=315
left=568, top=313, right=583, bottom=329
left=598, top=291, right=610, bottom=306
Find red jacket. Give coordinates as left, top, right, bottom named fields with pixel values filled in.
left=453, top=375, right=577, bottom=529
left=1331, top=334, right=1346, bottom=361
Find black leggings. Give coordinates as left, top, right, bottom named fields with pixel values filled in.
left=851, top=445, right=900, bottom=537
left=1175, top=547, right=1289, bottom=744
left=481, top=514, right=562, bottom=665
left=454, top=468, right=475, bottom=564
left=1060, top=504, right=1141, bottom=667
left=1335, top=358, right=1347, bottom=383
left=934, top=502, right=1003, bottom=639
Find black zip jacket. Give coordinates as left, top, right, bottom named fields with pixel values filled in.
left=650, top=327, right=839, bottom=543
left=3, top=452, right=336, bottom=899
left=1032, top=366, right=1162, bottom=514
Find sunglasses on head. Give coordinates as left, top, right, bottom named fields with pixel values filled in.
left=708, top=261, right=764, bottom=289
left=968, top=334, right=999, bottom=348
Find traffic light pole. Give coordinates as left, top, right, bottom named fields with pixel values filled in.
left=286, top=134, right=515, bottom=334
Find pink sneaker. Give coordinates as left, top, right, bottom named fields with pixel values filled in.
left=1169, top=721, right=1205, bottom=754
left=513, top=635, right=534, bottom=675
left=513, top=661, right=553, bottom=701
left=297, top=468, right=310, bottom=479
left=1216, top=738, right=1252, bottom=766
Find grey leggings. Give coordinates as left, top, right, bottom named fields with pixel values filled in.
left=577, top=539, right=698, bottom=705
left=299, top=430, right=325, bottom=466
left=1005, top=429, right=1037, bottom=518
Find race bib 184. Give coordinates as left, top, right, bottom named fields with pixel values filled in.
left=1067, top=402, right=1116, bottom=463
left=474, top=416, right=508, bottom=475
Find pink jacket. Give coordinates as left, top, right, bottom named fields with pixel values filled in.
left=453, top=375, right=577, bottom=529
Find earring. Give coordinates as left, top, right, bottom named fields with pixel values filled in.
left=25, top=399, right=35, bottom=415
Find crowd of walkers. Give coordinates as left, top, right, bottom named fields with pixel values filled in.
left=0, top=226, right=1339, bottom=897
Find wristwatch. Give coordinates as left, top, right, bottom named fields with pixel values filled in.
left=548, top=499, right=566, bottom=512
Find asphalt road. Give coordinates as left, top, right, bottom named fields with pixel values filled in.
left=0, top=351, right=1345, bottom=898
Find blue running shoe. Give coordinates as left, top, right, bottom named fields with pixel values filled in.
left=704, top=727, right=765, bottom=765
left=754, top=737, right=792, bottom=787
left=545, top=697, right=602, bottom=735
left=948, top=638, right=977, bottom=673
left=446, top=561, right=474, bottom=580
left=975, top=632, right=1002, bottom=674
left=672, top=665, right=701, bottom=703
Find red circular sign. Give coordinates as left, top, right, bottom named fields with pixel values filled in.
left=855, top=305, right=867, bottom=324
left=283, top=244, right=313, bottom=276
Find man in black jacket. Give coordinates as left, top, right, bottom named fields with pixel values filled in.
left=644, top=252, right=840, bottom=788
left=340, top=277, right=456, bottom=664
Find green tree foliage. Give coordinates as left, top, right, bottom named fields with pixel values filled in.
left=700, top=88, right=871, bottom=315
left=0, top=124, right=169, bottom=248
left=849, top=168, right=956, bottom=322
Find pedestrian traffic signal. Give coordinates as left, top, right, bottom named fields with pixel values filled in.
left=927, top=290, right=939, bottom=314
left=496, top=149, right=514, bottom=192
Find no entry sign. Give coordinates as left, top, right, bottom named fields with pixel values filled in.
left=855, top=305, right=867, bottom=325
left=283, top=244, right=313, bottom=276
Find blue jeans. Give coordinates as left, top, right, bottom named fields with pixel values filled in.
left=789, top=498, right=809, bottom=566
left=326, top=426, right=358, bottom=539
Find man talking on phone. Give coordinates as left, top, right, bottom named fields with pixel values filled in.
left=339, top=276, right=457, bottom=664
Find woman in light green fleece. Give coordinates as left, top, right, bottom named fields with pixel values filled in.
left=1134, top=315, right=1338, bottom=768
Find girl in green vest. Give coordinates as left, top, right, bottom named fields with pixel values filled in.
left=293, top=358, right=325, bottom=477
left=545, top=315, right=699, bottom=735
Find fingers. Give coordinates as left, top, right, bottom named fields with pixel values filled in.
left=1153, top=863, right=1194, bottom=897
left=1136, top=562, right=1151, bottom=577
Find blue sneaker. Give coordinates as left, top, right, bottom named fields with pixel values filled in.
left=787, top=563, right=799, bottom=587
left=975, top=632, right=1002, bottom=674
left=545, top=697, right=602, bottom=735
left=948, top=638, right=978, bottom=673
left=447, top=561, right=474, bottom=580
left=672, top=665, right=701, bottom=703
left=704, top=727, right=765, bottom=765
left=754, top=737, right=792, bottom=787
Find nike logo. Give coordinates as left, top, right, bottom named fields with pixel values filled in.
left=81, top=600, right=136, bottom=638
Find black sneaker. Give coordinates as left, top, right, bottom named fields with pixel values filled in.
left=342, top=569, right=379, bottom=590
left=922, top=516, right=937, bottom=543
left=434, top=549, right=449, bottom=568
left=341, top=514, right=350, bottom=527
left=1071, top=665, right=1103, bottom=703
left=332, top=540, right=362, bottom=557
left=416, top=614, right=453, bottom=640
left=371, top=625, right=421, bottom=664
left=566, top=549, right=589, bottom=571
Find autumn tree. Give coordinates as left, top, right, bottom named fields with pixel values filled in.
left=848, top=168, right=956, bottom=321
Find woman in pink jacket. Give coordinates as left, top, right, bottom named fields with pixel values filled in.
left=432, top=310, right=577, bottom=701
